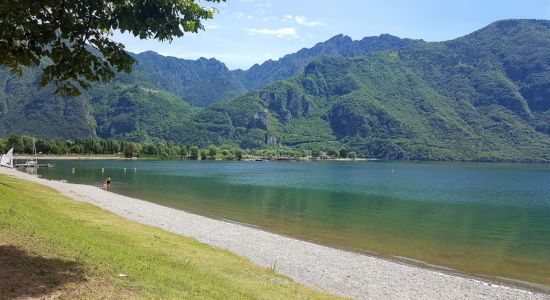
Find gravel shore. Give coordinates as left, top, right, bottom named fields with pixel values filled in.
left=1, top=167, right=547, bottom=299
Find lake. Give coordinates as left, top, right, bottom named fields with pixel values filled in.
left=37, top=160, right=550, bottom=288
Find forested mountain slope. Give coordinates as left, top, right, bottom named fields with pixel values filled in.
left=0, top=67, right=201, bottom=142
left=126, top=52, right=246, bottom=106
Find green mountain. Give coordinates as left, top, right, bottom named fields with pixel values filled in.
left=191, top=19, right=550, bottom=161
left=2, top=19, right=550, bottom=161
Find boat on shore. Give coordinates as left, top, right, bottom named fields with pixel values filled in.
left=12, top=138, right=54, bottom=169
left=0, top=148, right=14, bottom=168
left=16, top=137, right=47, bottom=169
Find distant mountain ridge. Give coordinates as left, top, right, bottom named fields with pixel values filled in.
left=123, top=34, right=422, bottom=106
left=238, top=34, right=423, bottom=91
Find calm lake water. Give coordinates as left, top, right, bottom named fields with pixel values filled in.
left=37, top=160, right=550, bottom=287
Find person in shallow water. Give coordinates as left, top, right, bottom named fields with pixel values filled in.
left=102, top=177, right=112, bottom=190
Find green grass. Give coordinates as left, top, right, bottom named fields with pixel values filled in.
left=0, top=174, right=343, bottom=299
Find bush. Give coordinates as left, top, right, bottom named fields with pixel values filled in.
left=189, top=146, right=200, bottom=160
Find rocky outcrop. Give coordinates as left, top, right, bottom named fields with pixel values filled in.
left=251, top=109, right=269, bottom=129
left=259, top=88, right=315, bottom=125
left=265, top=135, right=278, bottom=145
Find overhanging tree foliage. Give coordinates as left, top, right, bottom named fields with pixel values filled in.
left=0, top=0, right=223, bottom=95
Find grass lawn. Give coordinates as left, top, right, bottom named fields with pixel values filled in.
left=0, top=174, right=342, bottom=299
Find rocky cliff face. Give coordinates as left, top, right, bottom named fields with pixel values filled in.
left=251, top=110, right=269, bottom=129
left=259, top=89, right=315, bottom=124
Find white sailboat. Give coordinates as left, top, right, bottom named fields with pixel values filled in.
left=24, top=137, right=38, bottom=168
left=0, top=148, right=14, bottom=168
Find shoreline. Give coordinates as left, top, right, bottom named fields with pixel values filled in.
left=215, top=214, right=550, bottom=295
left=0, top=167, right=547, bottom=299
left=14, top=155, right=135, bottom=160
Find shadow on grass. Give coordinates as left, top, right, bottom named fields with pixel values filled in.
left=0, top=245, right=86, bottom=299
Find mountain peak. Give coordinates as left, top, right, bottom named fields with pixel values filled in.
left=325, top=34, right=353, bottom=44
left=135, top=50, right=161, bottom=57
left=196, top=57, right=225, bottom=65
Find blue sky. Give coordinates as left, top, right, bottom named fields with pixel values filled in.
left=113, top=0, right=550, bottom=70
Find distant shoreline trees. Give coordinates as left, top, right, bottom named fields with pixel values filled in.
left=0, top=134, right=360, bottom=161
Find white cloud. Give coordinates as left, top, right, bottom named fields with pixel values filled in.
left=282, top=15, right=326, bottom=27
left=246, top=27, right=298, bottom=38
left=295, top=16, right=325, bottom=27
left=252, top=2, right=271, bottom=16
left=235, top=12, right=254, bottom=20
